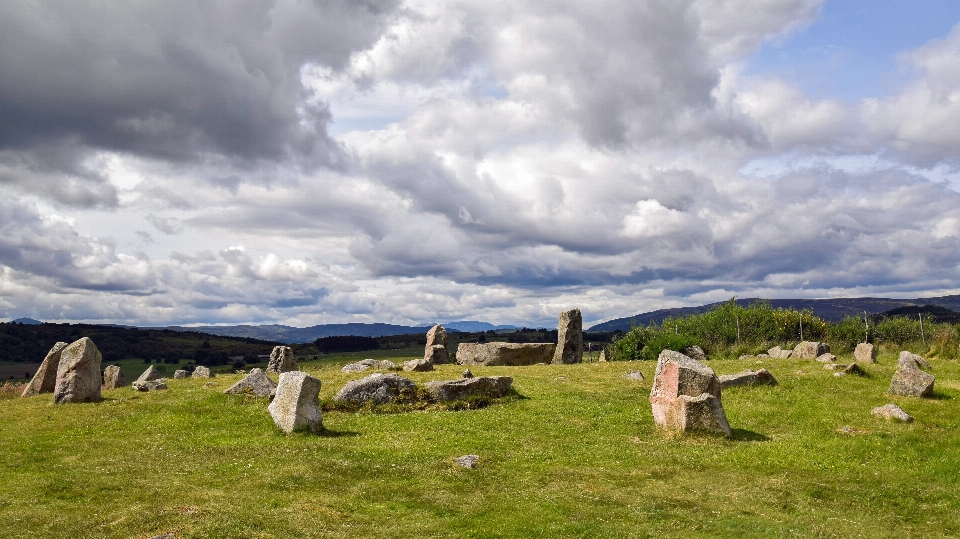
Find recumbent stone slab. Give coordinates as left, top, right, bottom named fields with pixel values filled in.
left=718, top=369, right=777, bottom=389
left=424, top=376, right=512, bottom=401
left=333, top=373, right=417, bottom=404
left=871, top=403, right=913, bottom=422
left=457, top=342, right=556, bottom=366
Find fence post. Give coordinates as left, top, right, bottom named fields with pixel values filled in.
left=863, top=311, right=868, bottom=343
left=919, top=313, right=925, bottom=345
left=799, top=313, right=803, bottom=341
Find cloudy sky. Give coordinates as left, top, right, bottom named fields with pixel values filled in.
left=2, top=0, right=960, bottom=329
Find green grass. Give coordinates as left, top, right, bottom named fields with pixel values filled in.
left=2, top=353, right=959, bottom=538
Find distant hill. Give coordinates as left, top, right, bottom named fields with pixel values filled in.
left=10, top=318, right=42, bottom=325
left=442, top=321, right=520, bottom=332
left=587, top=295, right=960, bottom=332
left=158, top=322, right=438, bottom=344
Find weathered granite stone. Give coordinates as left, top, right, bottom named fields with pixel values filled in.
left=681, top=345, right=708, bottom=362
left=192, top=365, right=214, bottom=378
left=854, top=343, right=876, bottom=364
left=454, top=455, right=480, bottom=469
left=889, top=365, right=934, bottom=397
left=598, top=350, right=607, bottom=362
left=816, top=353, right=837, bottom=363
left=453, top=455, right=480, bottom=470
left=738, top=354, right=755, bottom=360
left=21, top=342, right=69, bottom=397
left=224, top=368, right=277, bottom=397
left=718, top=368, right=777, bottom=389
left=793, top=341, right=830, bottom=360
left=266, top=346, right=296, bottom=374
left=403, top=357, right=434, bottom=372
left=425, top=324, right=447, bottom=349
left=173, top=370, right=188, bottom=379
left=53, top=338, right=102, bottom=404
left=457, top=342, right=556, bottom=366
left=898, top=351, right=931, bottom=370
left=623, top=370, right=645, bottom=381
left=340, top=359, right=396, bottom=373
left=552, top=309, right=583, bottom=364
left=871, top=403, right=914, bottom=422
left=102, top=365, right=127, bottom=389
left=843, top=363, right=866, bottom=376
left=424, top=376, right=512, bottom=401
left=132, top=379, right=168, bottom=391
left=333, top=373, right=417, bottom=404
left=767, top=346, right=793, bottom=359
left=268, top=371, right=322, bottom=433
left=136, top=365, right=163, bottom=383
left=649, top=350, right=730, bottom=437
left=424, top=345, right=449, bottom=365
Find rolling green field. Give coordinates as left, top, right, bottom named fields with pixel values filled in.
left=1, top=352, right=958, bottom=538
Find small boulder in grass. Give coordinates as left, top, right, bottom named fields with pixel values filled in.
left=623, top=370, right=645, bottom=381
left=136, top=365, right=163, bottom=383
left=403, top=358, right=434, bottom=372
left=843, top=363, right=866, bottom=376
left=793, top=341, right=830, bottom=360
left=173, top=369, right=188, bottom=379
left=192, top=365, right=214, bottom=378
left=132, top=379, right=168, bottom=391
left=455, top=454, right=480, bottom=469
left=871, top=403, right=914, bottom=422
left=889, top=365, right=934, bottom=397
left=816, top=353, right=837, bottom=363
left=224, top=368, right=277, bottom=398
left=681, top=345, right=708, bottom=362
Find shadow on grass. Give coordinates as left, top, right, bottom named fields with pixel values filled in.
left=927, top=391, right=953, bottom=401
left=316, top=428, right=361, bottom=438
left=729, top=428, right=770, bottom=442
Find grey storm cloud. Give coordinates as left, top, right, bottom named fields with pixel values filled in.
left=0, top=0, right=401, bottom=207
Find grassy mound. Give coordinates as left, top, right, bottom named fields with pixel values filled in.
left=1, top=355, right=959, bottom=538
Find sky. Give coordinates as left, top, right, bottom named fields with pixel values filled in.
left=2, top=0, right=960, bottom=329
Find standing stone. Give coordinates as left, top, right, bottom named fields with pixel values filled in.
left=21, top=342, right=69, bottom=397
left=598, top=350, right=607, bottom=362
left=889, top=365, right=934, bottom=397
left=552, top=308, right=583, bottom=364
left=425, top=324, right=447, bottom=349
left=137, top=365, right=163, bottom=383
left=649, top=350, right=731, bottom=437
left=53, top=338, right=102, bottom=404
left=681, top=345, right=708, bottom=362
left=793, top=341, right=830, bottom=359
left=424, top=345, right=449, bottom=365
left=768, top=346, right=793, bottom=359
left=268, top=371, right=323, bottom=433
left=266, top=346, right=296, bottom=374
left=192, top=365, right=214, bottom=378
left=102, top=365, right=127, bottom=390
left=225, top=368, right=277, bottom=397
left=173, top=370, right=188, bottom=379
left=854, top=343, right=876, bottom=364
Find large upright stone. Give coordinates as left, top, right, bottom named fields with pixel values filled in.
left=854, top=343, right=876, bottom=364
left=649, top=350, right=730, bottom=437
left=457, top=342, right=556, bottom=366
left=102, top=365, right=126, bottom=390
left=424, top=345, right=449, bottom=365
left=137, top=365, right=163, bottom=383
left=53, top=338, right=102, bottom=404
left=268, top=371, right=323, bottom=433
left=793, top=341, right=830, bottom=359
left=552, top=309, right=583, bottom=364
left=425, top=324, right=447, bottom=349
left=266, top=346, right=296, bottom=374
left=224, top=368, right=277, bottom=397
left=21, top=342, right=68, bottom=397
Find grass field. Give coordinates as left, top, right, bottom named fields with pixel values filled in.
left=1, top=352, right=958, bottom=538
